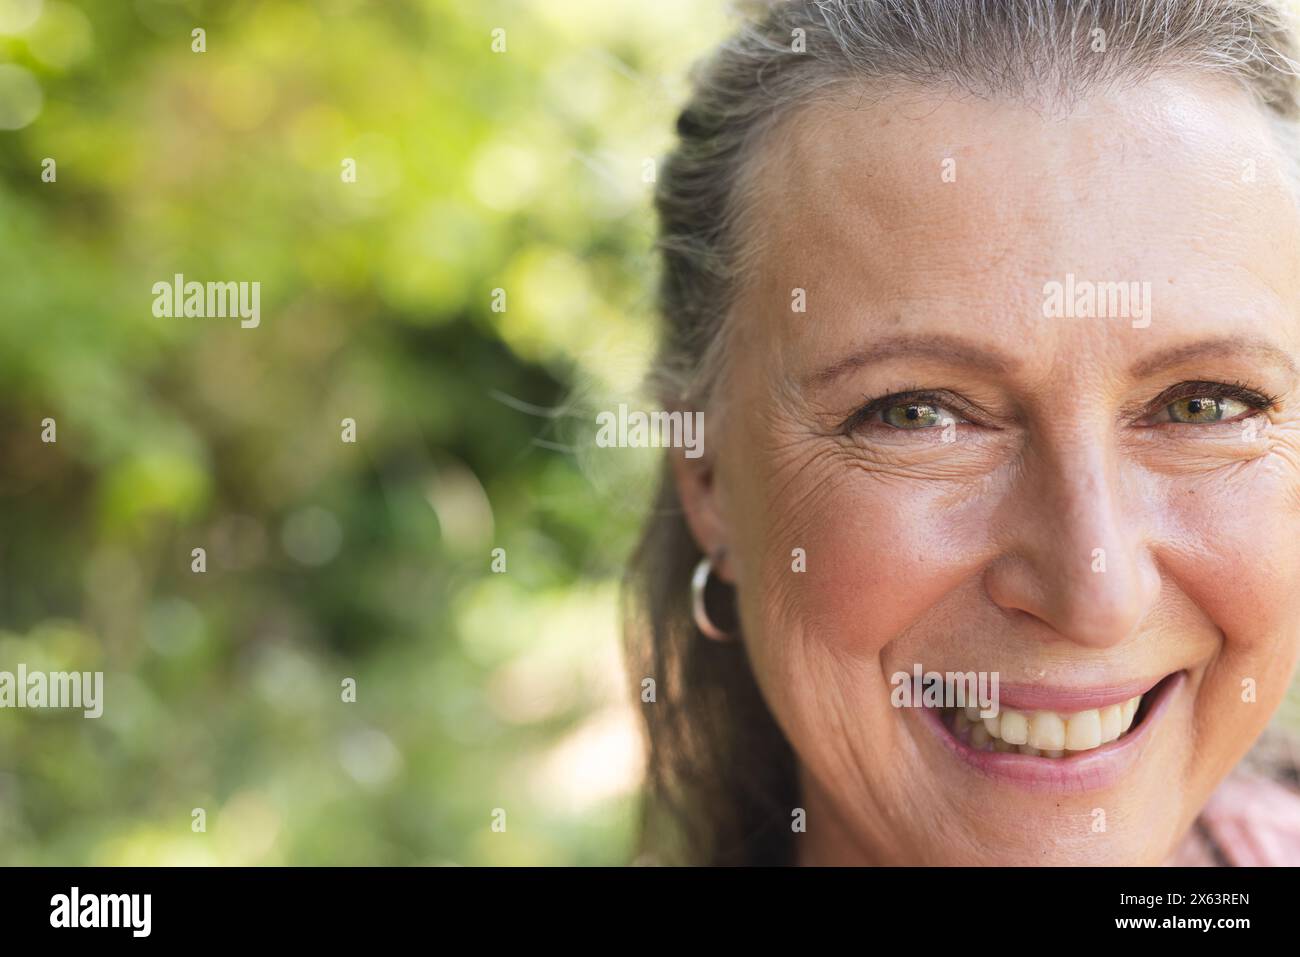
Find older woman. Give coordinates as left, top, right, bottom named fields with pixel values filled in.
left=626, top=0, right=1300, bottom=866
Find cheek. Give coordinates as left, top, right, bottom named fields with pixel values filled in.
left=1150, top=463, right=1300, bottom=748
left=737, top=459, right=996, bottom=660
left=1160, top=461, right=1300, bottom=650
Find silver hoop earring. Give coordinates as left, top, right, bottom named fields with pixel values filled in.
left=691, top=554, right=732, bottom=641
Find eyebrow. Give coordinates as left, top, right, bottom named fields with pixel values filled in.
left=803, top=333, right=1021, bottom=389
left=1127, top=337, right=1299, bottom=378
left=803, top=332, right=1300, bottom=391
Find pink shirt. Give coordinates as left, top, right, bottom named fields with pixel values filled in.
left=1165, top=773, right=1300, bottom=866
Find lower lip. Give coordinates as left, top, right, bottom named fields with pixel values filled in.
left=917, top=671, right=1185, bottom=793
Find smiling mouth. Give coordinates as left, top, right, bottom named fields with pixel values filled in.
left=939, top=672, right=1177, bottom=758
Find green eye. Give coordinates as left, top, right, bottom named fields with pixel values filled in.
left=883, top=401, right=943, bottom=429
left=1166, top=395, right=1248, bottom=424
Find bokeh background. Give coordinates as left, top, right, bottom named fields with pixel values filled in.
left=6, top=0, right=1300, bottom=868
left=0, top=0, right=732, bottom=864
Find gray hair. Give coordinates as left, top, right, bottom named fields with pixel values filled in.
left=629, top=0, right=1300, bottom=866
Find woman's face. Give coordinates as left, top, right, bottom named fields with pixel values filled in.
left=676, top=76, right=1300, bottom=865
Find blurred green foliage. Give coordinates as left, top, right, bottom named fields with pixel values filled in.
left=0, top=0, right=728, bottom=864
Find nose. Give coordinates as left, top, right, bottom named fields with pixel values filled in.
left=983, top=441, right=1162, bottom=650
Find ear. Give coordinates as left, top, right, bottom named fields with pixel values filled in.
left=669, top=444, right=737, bottom=584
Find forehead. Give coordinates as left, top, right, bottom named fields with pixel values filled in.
left=735, top=76, right=1300, bottom=380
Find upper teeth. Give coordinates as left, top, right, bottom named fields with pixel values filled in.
left=955, top=695, right=1143, bottom=758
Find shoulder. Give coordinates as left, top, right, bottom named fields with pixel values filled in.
left=1195, top=772, right=1300, bottom=866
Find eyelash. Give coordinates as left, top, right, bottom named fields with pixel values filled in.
left=841, top=384, right=971, bottom=434
left=842, top=380, right=1280, bottom=435
left=1143, top=380, right=1281, bottom=422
